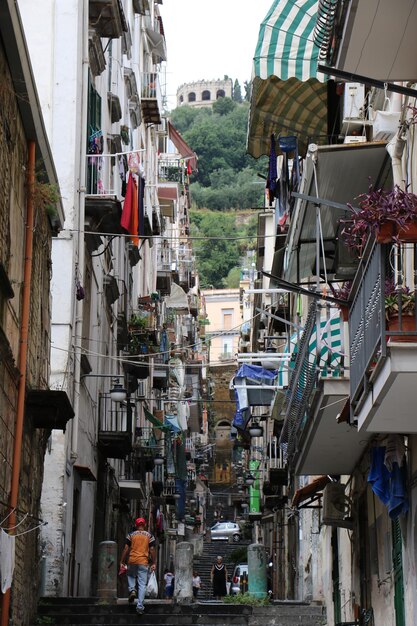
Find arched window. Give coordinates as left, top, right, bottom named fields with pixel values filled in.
left=202, top=90, right=211, bottom=101
left=179, top=95, right=184, bottom=103
left=188, top=92, right=196, bottom=102
left=216, top=90, right=225, bottom=99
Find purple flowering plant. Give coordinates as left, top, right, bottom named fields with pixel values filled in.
left=384, top=277, right=415, bottom=320
left=340, top=183, right=417, bottom=253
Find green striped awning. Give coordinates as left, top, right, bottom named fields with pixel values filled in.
left=247, top=0, right=328, bottom=158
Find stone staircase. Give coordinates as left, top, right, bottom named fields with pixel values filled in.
left=32, top=597, right=325, bottom=625
left=193, top=496, right=249, bottom=599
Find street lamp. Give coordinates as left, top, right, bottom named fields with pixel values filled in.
left=153, top=453, right=164, bottom=467
left=109, top=379, right=127, bottom=402
left=248, top=421, right=263, bottom=438
left=245, top=473, right=255, bottom=486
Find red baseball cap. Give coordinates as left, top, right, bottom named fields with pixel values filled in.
left=135, top=517, right=146, bottom=527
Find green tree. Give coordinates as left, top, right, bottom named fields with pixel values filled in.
left=223, top=267, right=241, bottom=288
left=212, top=97, right=236, bottom=116
left=244, top=81, right=251, bottom=102
left=233, top=79, right=242, bottom=103
left=192, top=212, right=240, bottom=288
left=190, top=210, right=257, bottom=287
left=169, top=105, right=211, bottom=134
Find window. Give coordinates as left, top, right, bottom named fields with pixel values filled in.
left=202, top=90, right=211, bottom=101
left=188, top=92, right=196, bottom=102
left=222, top=309, right=233, bottom=330
left=223, top=340, right=232, bottom=356
left=216, top=89, right=225, bottom=99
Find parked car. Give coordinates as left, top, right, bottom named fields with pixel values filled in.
left=210, top=521, right=241, bottom=542
left=230, top=563, right=248, bottom=595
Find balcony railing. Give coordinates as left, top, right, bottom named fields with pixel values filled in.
left=86, top=152, right=123, bottom=198
left=280, top=301, right=346, bottom=464
left=140, top=72, right=162, bottom=124
left=98, top=393, right=133, bottom=459
left=158, top=158, right=183, bottom=183
left=350, top=242, right=417, bottom=416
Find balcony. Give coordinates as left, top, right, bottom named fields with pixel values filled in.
left=279, top=301, right=370, bottom=475
left=140, top=72, right=162, bottom=125
left=89, top=0, right=127, bottom=39
left=85, top=152, right=123, bottom=235
left=152, top=355, right=168, bottom=390
left=350, top=242, right=417, bottom=434
left=98, top=394, right=132, bottom=459
left=26, top=389, right=74, bottom=432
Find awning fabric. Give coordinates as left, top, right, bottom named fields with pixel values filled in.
left=144, top=407, right=170, bottom=431
left=165, top=283, right=189, bottom=312
left=292, top=475, right=331, bottom=508
left=145, top=28, right=167, bottom=61
left=168, top=122, right=198, bottom=171
left=248, top=0, right=327, bottom=158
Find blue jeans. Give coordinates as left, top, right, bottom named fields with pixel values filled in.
left=127, top=564, right=148, bottom=609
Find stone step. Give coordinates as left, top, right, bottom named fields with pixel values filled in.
left=34, top=598, right=324, bottom=626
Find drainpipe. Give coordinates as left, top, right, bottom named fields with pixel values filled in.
left=71, top=0, right=89, bottom=461
left=385, top=91, right=409, bottom=283
left=0, top=141, right=36, bottom=626
left=386, top=91, right=407, bottom=189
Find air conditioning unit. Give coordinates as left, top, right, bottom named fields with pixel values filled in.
left=344, top=135, right=367, bottom=144
left=343, top=83, right=365, bottom=120
left=322, top=483, right=353, bottom=529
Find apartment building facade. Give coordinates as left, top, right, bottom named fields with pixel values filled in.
left=233, top=2, right=417, bottom=625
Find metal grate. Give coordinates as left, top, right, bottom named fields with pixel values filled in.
left=279, top=301, right=319, bottom=464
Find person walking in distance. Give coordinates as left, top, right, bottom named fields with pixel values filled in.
left=120, top=517, right=157, bottom=615
left=192, top=570, right=202, bottom=600
left=210, top=555, right=227, bottom=600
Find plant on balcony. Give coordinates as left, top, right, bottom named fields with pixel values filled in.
left=129, top=313, right=148, bottom=330
left=329, top=281, right=352, bottom=321
left=385, top=279, right=415, bottom=319
left=385, top=278, right=416, bottom=341
left=340, top=183, right=417, bottom=253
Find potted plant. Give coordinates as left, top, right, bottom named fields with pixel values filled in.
left=329, top=281, right=352, bottom=321
left=385, top=278, right=416, bottom=341
left=340, top=183, right=417, bottom=254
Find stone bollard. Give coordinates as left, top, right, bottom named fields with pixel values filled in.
left=248, top=543, right=267, bottom=598
left=97, top=541, right=117, bottom=600
left=173, top=542, right=193, bottom=603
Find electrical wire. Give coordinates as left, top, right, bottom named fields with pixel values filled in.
left=64, top=228, right=279, bottom=241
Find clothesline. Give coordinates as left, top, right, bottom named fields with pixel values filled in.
left=87, top=147, right=146, bottom=158
left=0, top=499, right=45, bottom=525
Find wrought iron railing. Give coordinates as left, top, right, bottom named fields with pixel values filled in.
left=350, top=242, right=417, bottom=415
left=279, top=300, right=346, bottom=465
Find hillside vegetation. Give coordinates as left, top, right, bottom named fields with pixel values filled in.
left=170, top=99, right=266, bottom=210
left=170, top=98, right=266, bottom=287
left=190, top=209, right=257, bottom=289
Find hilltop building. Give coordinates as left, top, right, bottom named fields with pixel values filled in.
left=176, top=79, right=233, bottom=108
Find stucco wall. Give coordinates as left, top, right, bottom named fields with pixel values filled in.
left=0, top=39, right=54, bottom=625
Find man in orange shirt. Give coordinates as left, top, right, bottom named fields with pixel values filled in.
left=120, top=517, right=157, bottom=614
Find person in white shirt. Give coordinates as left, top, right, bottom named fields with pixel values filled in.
left=164, top=569, right=174, bottom=598
left=192, top=570, right=202, bottom=599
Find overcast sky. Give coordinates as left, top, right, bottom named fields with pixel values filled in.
left=161, top=1, right=273, bottom=109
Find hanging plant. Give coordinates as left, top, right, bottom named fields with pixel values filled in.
left=340, top=183, right=417, bottom=253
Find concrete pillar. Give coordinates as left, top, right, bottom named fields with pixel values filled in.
left=248, top=543, right=267, bottom=598
left=173, top=542, right=193, bottom=603
left=97, top=541, right=117, bottom=600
